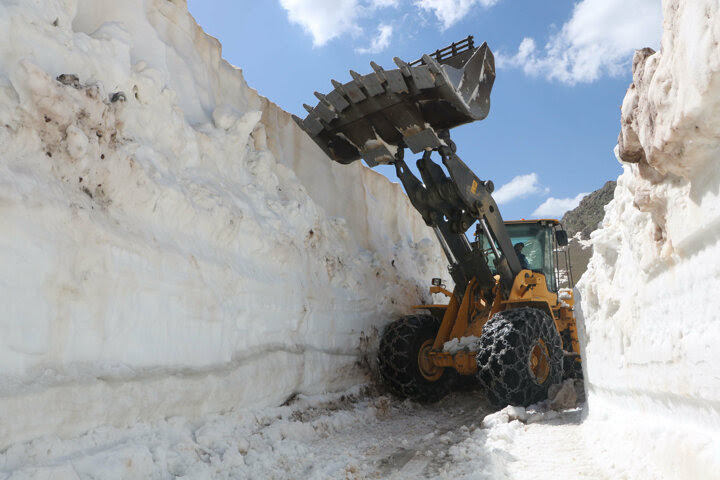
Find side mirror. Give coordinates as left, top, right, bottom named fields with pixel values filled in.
left=555, top=230, right=569, bottom=247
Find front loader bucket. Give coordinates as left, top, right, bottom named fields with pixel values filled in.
left=293, top=37, right=495, bottom=167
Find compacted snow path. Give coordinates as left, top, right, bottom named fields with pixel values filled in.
left=494, top=410, right=605, bottom=479
left=1, top=385, right=610, bottom=479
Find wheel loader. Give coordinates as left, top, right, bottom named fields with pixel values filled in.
left=293, top=36, right=582, bottom=407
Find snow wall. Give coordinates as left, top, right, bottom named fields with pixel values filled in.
left=579, top=1, right=720, bottom=478
left=0, top=0, right=447, bottom=448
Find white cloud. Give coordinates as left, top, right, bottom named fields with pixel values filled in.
left=279, top=0, right=398, bottom=47
left=414, top=0, right=501, bottom=30
left=493, top=173, right=547, bottom=204
left=371, top=0, right=400, bottom=6
left=279, top=0, right=361, bottom=46
left=497, top=0, right=662, bottom=83
left=531, top=192, right=588, bottom=218
left=356, top=24, right=394, bottom=54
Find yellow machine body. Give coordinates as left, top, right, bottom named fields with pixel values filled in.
left=413, top=219, right=581, bottom=378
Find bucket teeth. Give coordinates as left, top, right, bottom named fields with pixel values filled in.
left=422, top=54, right=442, bottom=74
left=370, top=61, right=387, bottom=82
left=385, top=69, right=408, bottom=94
left=360, top=72, right=385, bottom=96
left=342, top=76, right=367, bottom=103
left=349, top=69, right=383, bottom=97
left=300, top=113, right=323, bottom=136
left=294, top=40, right=495, bottom=165
left=295, top=113, right=322, bottom=137
left=302, top=104, right=314, bottom=114
left=414, top=65, right=436, bottom=89
left=314, top=91, right=332, bottom=105
left=314, top=102, right=337, bottom=123
left=326, top=90, right=350, bottom=112
left=327, top=81, right=351, bottom=111
left=393, top=57, right=412, bottom=76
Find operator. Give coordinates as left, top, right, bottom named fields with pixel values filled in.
left=514, top=242, right=530, bottom=269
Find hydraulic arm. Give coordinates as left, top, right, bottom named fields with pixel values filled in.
left=393, top=141, right=521, bottom=299
left=293, top=36, right=522, bottom=299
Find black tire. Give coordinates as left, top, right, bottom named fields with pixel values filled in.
left=476, top=307, right=563, bottom=407
left=378, top=314, right=454, bottom=403
left=452, top=373, right=481, bottom=392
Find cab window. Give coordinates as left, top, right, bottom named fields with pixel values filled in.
left=476, top=223, right=558, bottom=292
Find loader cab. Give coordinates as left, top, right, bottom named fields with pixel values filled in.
left=474, top=219, right=572, bottom=292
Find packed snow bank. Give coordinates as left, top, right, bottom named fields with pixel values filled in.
left=0, top=0, right=446, bottom=448
left=579, top=1, right=720, bottom=477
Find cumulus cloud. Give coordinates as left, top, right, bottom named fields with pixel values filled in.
left=531, top=192, right=588, bottom=218
left=279, top=0, right=360, bottom=46
left=356, top=24, right=394, bottom=54
left=279, top=0, right=399, bottom=47
left=497, top=0, right=662, bottom=83
left=493, top=173, right=547, bottom=204
left=414, top=0, right=501, bottom=29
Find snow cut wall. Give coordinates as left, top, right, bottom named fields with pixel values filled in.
left=0, top=0, right=446, bottom=448
left=579, top=1, right=720, bottom=478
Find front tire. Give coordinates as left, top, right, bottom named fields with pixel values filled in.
left=476, top=307, right=563, bottom=407
left=378, top=314, right=453, bottom=403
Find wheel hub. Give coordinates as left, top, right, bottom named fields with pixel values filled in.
left=417, top=339, right=443, bottom=381
left=528, top=339, right=551, bottom=384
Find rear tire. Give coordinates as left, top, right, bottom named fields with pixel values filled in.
left=476, top=307, right=563, bottom=407
left=378, top=314, right=453, bottom=403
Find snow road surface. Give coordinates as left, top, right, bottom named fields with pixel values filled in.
left=1, top=387, right=609, bottom=480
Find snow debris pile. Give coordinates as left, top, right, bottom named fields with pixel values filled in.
left=578, top=0, right=720, bottom=477
left=557, top=288, right=572, bottom=309
left=481, top=380, right=581, bottom=428
left=0, top=0, right=446, bottom=449
left=448, top=380, right=593, bottom=480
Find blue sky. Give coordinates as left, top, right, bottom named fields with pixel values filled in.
left=187, top=0, right=662, bottom=221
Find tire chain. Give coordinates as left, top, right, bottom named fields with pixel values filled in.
left=377, top=315, right=453, bottom=403
left=476, top=307, right=563, bottom=407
